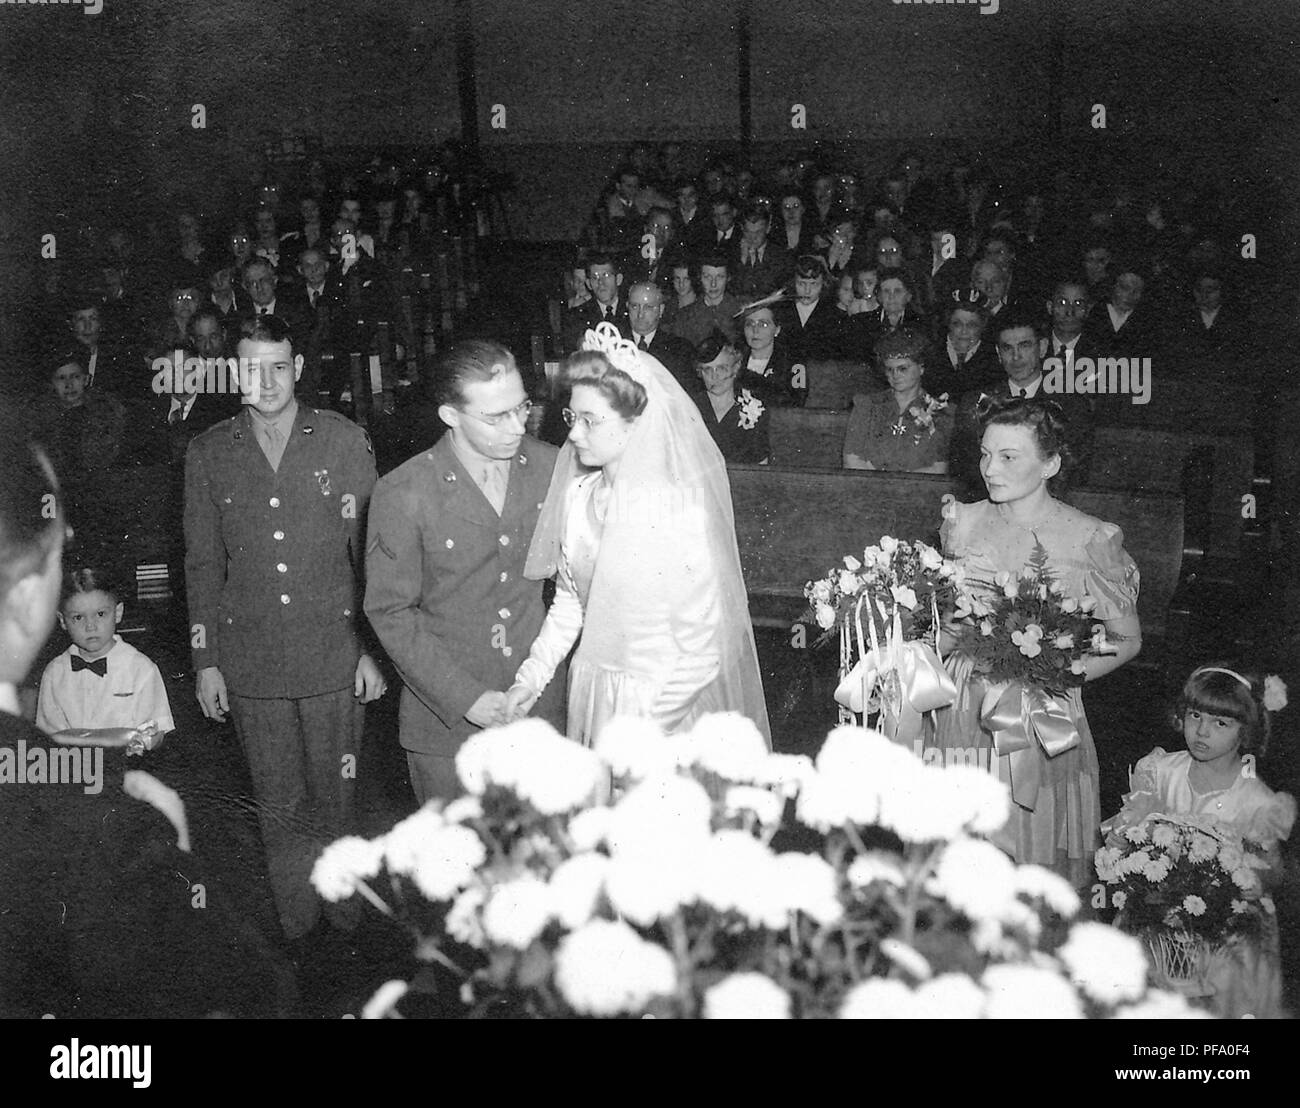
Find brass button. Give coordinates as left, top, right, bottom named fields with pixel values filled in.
left=276, top=563, right=288, bottom=573
left=274, top=530, right=285, bottom=540
left=498, top=608, right=510, bottom=619
left=499, top=535, right=510, bottom=546
left=499, top=572, right=508, bottom=583
left=269, top=497, right=281, bottom=508
left=502, top=646, right=513, bottom=658
left=280, top=594, right=291, bottom=604
left=445, top=539, right=454, bottom=548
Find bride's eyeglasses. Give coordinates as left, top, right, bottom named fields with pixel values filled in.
left=461, top=399, right=533, bottom=426
left=561, top=408, right=615, bottom=431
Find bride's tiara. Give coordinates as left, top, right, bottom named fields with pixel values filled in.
left=581, top=321, right=644, bottom=379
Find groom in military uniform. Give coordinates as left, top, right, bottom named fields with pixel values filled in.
left=184, top=314, right=385, bottom=942
left=365, top=339, right=565, bottom=802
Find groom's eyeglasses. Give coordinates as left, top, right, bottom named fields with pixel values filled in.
left=461, top=399, right=533, bottom=426
left=561, top=408, right=615, bottom=431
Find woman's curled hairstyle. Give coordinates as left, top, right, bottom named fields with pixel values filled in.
left=976, top=395, right=1076, bottom=494
left=560, top=351, right=648, bottom=420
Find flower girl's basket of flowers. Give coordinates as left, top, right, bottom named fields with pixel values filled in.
left=312, top=713, right=1212, bottom=1019
left=804, top=537, right=961, bottom=744
left=1094, top=814, right=1272, bottom=998
left=948, top=542, right=1113, bottom=796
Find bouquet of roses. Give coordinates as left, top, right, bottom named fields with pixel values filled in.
left=1095, top=814, right=1273, bottom=945
left=803, top=536, right=963, bottom=646
left=311, top=714, right=1211, bottom=1019
left=949, top=540, right=1110, bottom=697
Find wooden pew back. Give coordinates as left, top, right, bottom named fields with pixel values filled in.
left=727, top=465, right=1184, bottom=647
left=804, top=360, right=872, bottom=410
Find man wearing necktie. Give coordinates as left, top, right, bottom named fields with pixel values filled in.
left=625, top=282, right=697, bottom=395
left=184, top=314, right=384, bottom=945
left=365, top=339, right=565, bottom=803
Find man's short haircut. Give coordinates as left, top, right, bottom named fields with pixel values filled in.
left=1050, top=278, right=1091, bottom=300
left=188, top=305, right=225, bottom=336
left=794, top=255, right=829, bottom=280
left=710, top=195, right=736, bottom=211
left=971, top=258, right=1009, bottom=284
left=0, top=428, right=61, bottom=606
left=614, top=163, right=639, bottom=184
left=65, top=283, right=103, bottom=316
left=994, top=309, right=1043, bottom=342
left=697, top=250, right=730, bottom=273
left=644, top=205, right=675, bottom=228
left=238, top=313, right=294, bottom=348
left=435, top=338, right=519, bottom=409
left=585, top=252, right=621, bottom=276
left=982, top=229, right=1020, bottom=255
left=741, top=204, right=770, bottom=227
left=241, top=257, right=275, bottom=282
left=50, top=352, right=87, bottom=381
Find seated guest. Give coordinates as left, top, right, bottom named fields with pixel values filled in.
left=146, top=275, right=204, bottom=364
left=33, top=355, right=126, bottom=484
left=852, top=266, right=925, bottom=356
left=776, top=255, right=848, bottom=363
left=949, top=311, right=1094, bottom=497
left=692, top=331, right=771, bottom=465
left=822, top=215, right=868, bottom=281
left=288, top=195, right=326, bottom=251
left=225, top=224, right=255, bottom=277
left=252, top=206, right=285, bottom=272
left=738, top=296, right=803, bottom=406
left=65, top=287, right=131, bottom=396
left=930, top=288, right=1001, bottom=400
left=675, top=178, right=709, bottom=252
left=843, top=328, right=953, bottom=474
left=206, top=262, right=243, bottom=335
left=869, top=232, right=908, bottom=278
left=562, top=252, right=629, bottom=350
left=161, top=308, right=246, bottom=451
left=708, top=195, right=741, bottom=252
left=1087, top=262, right=1160, bottom=355
left=563, top=261, right=592, bottom=311
left=1166, top=266, right=1247, bottom=372
left=661, top=260, right=696, bottom=331
left=835, top=272, right=856, bottom=313
left=1044, top=279, right=1105, bottom=367
left=1081, top=239, right=1116, bottom=304
left=336, top=196, right=376, bottom=257
left=626, top=282, right=697, bottom=394
left=624, top=206, right=680, bottom=291
left=847, top=262, right=881, bottom=316
left=665, top=252, right=744, bottom=348
left=971, top=258, right=1013, bottom=321
left=588, top=164, right=644, bottom=253
left=779, top=189, right=815, bottom=254
left=981, top=228, right=1039, bottom=310
left=237, top=257, right=310, bottom=347
left=926, top=219, right=964, bottom=312
left=809, top=174, right=836, bottom=237
left=730, top=204, right=793, bottom=299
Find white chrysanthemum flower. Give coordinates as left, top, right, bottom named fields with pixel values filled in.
left=773, top=852, right=842, bottom=926
left=928, top=763, right=1011, bottom=837
left=1123, top=824, right=1148, bottom=844
left=454, top=720, right=554, bottom=795
left=442, top=796, right=483, bottom=824
left=1058, top=922, right=1149, bottom=1004
left=982, top=965, right=1083, bottom=1019
left=724, top=784, right=783, bottom=826
left=1111, top=890, right=1127, bottom=911
left=549, top=853, right=609, bottom=930
left=1230, top=867, right=1258, bottom=892
left=796, top=768, right=875, bottom=831
left=1188, top=832, right=1218, bottom=864
left=1012, top=865, right=1082, bottom=918
left=518, top=737, right=607, bottom=815
left=1263, top=674, right=1288, bottom=712
left=446, top=886, right=486, bottom=948
left=839, top=978, right=916, bottom=1019
left=846, top=852, right=906, bottom=888
left=1218, top=841, right=1244, bottom=872
left=603, top=846, right=695, bottom=927
left=929, top=838, right=1019, bottom=924
left=482, top=876, right=553, bottom=950
left=1094, top=846, right=1122, bottom=882
left=311, top=835, right=385, bottom=902
left=1114, top=991, right=1214, bottom=1019
left=568, top=807, right=613, bottom=852
left=1150, top=823, right=1178, bottom=848
left=383, top=804, right=446, bottom=870
left=692, top=830, right=784, bottom=929
left=1142, top=856, right=1172, bottom=883
left=753, top=753, right=816, bottom=798
left=386, top=821, right=486, bottom=902
left=1231, top=899, right=1250, bottom=915
left=553, top=919, right=677, bottom=1017
left=682, top=712, right=770, bottom=783
left=1182, top=895, right=1207, bottom=917
left=703, top=973, right=791, bottom=1019
left=594, top=716, right=677, bottom=779
left=910, top=973, right=986, bottom=1019
left=605, top=773, right=713, bottom=855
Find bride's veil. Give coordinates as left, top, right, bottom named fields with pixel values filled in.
left=525, top=322, right=771, bottom=744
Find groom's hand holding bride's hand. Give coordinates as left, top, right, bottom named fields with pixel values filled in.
left=467, top=690, right=509, bottom=729
left=504, top=684, right=539, bottom=722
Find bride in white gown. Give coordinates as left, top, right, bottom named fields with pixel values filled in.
left=504, top=323, right=770, bottom=746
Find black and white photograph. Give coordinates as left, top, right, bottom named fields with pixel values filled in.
left=1, top=0, right=1298, bottom=1060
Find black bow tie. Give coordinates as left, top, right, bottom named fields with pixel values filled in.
left=71, top=655, right=108, bottom=677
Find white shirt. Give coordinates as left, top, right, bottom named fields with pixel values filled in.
left=1200, top=307, right=1221, bottom=329
left=1007, top=374, right=1043, bottom=398
left=634, top=329, right=657, bottom=349
left=37, top=636, right=175, bottom=734
left=1049, top=333, right=1081, bottom=360
left=167, top=393, right=199, bottom=422
left=255, top=297, right=277, bottom=316
left=1107, top=303, right=1134, bottom=331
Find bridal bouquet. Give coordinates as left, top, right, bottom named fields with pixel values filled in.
left=1095, top=815, right=1273, bottom=945
left=949, top=541, right=1107, bottom=697
left=312, top=714, right=1209, bottom=1019
left=804, top=536, right=963, bottom=735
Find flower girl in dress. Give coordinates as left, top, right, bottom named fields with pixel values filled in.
left=1101, top=665, right=1295, bottom=1017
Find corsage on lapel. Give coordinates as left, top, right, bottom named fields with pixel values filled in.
left=315, top=469, right=332, bottom=497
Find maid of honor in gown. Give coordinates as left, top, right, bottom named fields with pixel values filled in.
left=504, top=323, right=770, bottom=747
left=931, top=398, right=1142, bottom=886
left=1101, top=665, right=1296, bottom=1018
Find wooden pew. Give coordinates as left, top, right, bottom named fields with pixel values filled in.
left=767, top=406, right=1249, bottom=561
left=727, top=465, right=1185, bottom=658
left=1102, top=374, right=1255, bottom=434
